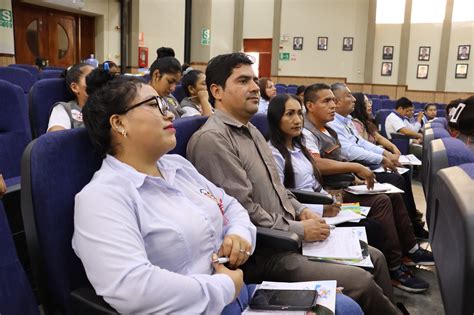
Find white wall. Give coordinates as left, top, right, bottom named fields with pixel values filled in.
left=405, top=23, right=443, bottom=90
left=138, top=0, right=185, bottom=63
left=372, top=24, right=402, bottom=84
left=278, top=0, right=369, bottom=83
left=445, top=20, right=474, bottom=92
left=243, top=0, right=273, bottom=39
left=210, top=0, right=234, bottom=57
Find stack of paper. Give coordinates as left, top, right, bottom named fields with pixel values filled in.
left=345, top=183, right=404, bottom=195
left=399, top=154, right=422, bottom=166
left=303, top=227, right=374, bottom=268
left=243, top=280, right=337, bottom=315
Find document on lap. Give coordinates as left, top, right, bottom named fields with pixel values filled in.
left=304, top=227, right=374, bottom=268
left=303, top=227, right=363, bottom=260
left=345, top=183, right=404, bottom=195
left=399, top=154, right=422, bottom=166
left=243, top=280, right=337, bottom=315
left=372, top=166, right=411, bottom=174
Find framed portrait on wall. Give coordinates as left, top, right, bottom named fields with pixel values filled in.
left=418, top=46, right=431, bottom=61
left=342, top=37, right=353, bottom=51
left=293, top=37, right=303, bottom=50
left=381, top=62, right=392, bottom=76
left=457, top=45, right=470, bottom=60
left=318, top=37, right=328, bottom=50
left=455, top=64, right=468, bottom=79
left=417, top=64, right=429, bottom=79
left=382, top=46, right=393, bottom=60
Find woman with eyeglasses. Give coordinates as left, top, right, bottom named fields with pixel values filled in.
left=351, top=93, right=400, bottom=155
left=74, top=75, right=256, bottom=314
left=257, top=77, right=277, bottom=114
left=179, top=68, right=213, bottom=117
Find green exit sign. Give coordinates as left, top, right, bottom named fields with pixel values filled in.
left=279, top=52, right=290, bottom=61
left=0, top=9, right=13, bottom=29
left=201, top=28, right=210, bottom=46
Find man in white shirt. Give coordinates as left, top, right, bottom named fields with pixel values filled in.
left=385, top=98, right=423, bottom=141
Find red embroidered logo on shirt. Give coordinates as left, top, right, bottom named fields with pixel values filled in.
left=200, top=189, right=228, bottom=225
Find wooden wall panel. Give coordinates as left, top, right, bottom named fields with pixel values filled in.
left=0, top=55, right=15, bottom=66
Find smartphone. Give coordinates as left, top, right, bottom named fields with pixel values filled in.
left=249, top=289, right=318, bottom=311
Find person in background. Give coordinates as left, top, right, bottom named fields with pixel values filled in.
left=35, top=57, right=47, bottom=71
left=352, top=92, right=401, bottom=155
left=268, top=93, right=432, bottom=293
left=101, top=61, right=120, bottom=75
left=76, top=74, right=256, bottom=314
left=149, top=56, right=183, bottom=118
left=296, top=85, right=306, bottom=104
left=156, top=46, right=175, bottom=59
left=180, top=69, right=213, bottom=117
left=47, top=63, right=94, bottom=132
left=449, top=96, right=474, bottom=149
left=385, top=97, right=423, bottom=142
left=446, top=98, right=463, bottom=137
left=421, top=103, right=437, bottom=127
left=257, top=77, right=277, bottom=114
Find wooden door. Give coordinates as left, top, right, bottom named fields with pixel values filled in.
left=244, top=39, right=272, bottom=78
left=12, top=2, right=94, bottom=67
left=48, top=14, right=76, bottom=67
left=12, top=3, right=48, bottom=66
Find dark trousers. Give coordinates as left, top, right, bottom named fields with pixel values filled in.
left=375, top=172, right=420, bottom=226
left=342, top=192, right=417, bottom=269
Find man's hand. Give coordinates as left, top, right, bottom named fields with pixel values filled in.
left=323, top=203, right=341, bottom=217
left=382, top=156, right=398, bottom=172
left=299, top=207, right=319, bottom=221
left=0, top=174, right=6, bottom=198
left=354, top=164, right=375, bottom=190
left=212, top=254, right=244, bottom=301
left=417, top=111, right=424, bottom=123
left=218, top=234, right=252, bottom=269
left=301, top=217, right=331, bottom=241
left=387, top=152, right=402, bottom=167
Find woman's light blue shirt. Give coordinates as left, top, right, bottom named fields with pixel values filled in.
left=72, top=154, right=256, bottom=314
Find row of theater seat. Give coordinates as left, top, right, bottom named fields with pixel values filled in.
left=416, top=120, right=474, bottom=315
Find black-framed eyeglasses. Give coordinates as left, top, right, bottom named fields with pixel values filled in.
left=123, top=96, right=169, bottom=116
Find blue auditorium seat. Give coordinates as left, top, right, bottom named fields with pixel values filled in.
left=421, top=127, right=451, bottom=197
left=413, top=102, right=424, bottom=110
left=0, top=79, right=32, bottom=180
left=371, top=99, right=383, bottom=113
left=38, top=70, right=63, bottom=80
left=0, top=200, right=38, bottom=315
left=28, top=78, right=72, bottom=138
left=169, top=116, right=208, bottom=156
left=43, top=66, right=66, bottom=71
left=379, top=95, right=389, bottom=99
left=425, top=138, right=474, bottom=229
left=381, top=99, right=395, bottom=110
left=287, top=86, right=297, bottom=94
left=275, top=84, right=286, bottom=94
left=0, top=66, right=36, bottom=95
left=374, top=109, right=392, bottom=138
left=8, top=64, right=39, bottom=80
left=171, top=84, right=186, bottom=103
left=431, top=162, right=474, bottom=315
left=250, top=113, right=269, bottom=139
left=436, top=109, right=446, bottom=118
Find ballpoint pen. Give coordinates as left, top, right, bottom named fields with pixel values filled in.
left=212, top=257, right=230, bottom=264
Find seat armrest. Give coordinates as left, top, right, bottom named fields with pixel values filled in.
left=70, top=287, right=117, bottom=314
left=289, top=189, right=333, bottom=204
left=390, top=132, right=414, bottom=140
left=256, top=227, right=301, bottom=251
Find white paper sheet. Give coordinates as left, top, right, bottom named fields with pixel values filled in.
left=345, top=183, right=404, bottom=195
left=303, top=227, right=362, bottom=260
left=399, top=154, right=422, bottom=166
left=372, top=166, right=411, bottom=174
left=324, top=210, right=364, bottom=225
